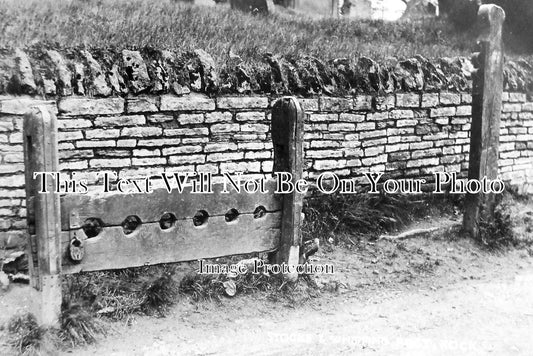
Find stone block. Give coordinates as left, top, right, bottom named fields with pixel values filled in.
left=206, top=152, right=244, bottom=162
left=430, top=107, right=456, bottom=117
left=121, top=126, right=163, bottom=137
left=396, top=93, right=420, bottom=108
left=177, top=114, right=204, bottom=125
left=210, top=123, right=239, bottom=133
left=321, top=97, right=352, bottom=112
left=236, top=112, right=265, bottom=122
left=89, top=158, right=131, bottom=168
left=217, top=96, right=269, bottom=109
left=164, top=128, right=208, bottom=136
left=162, top=146, right=203, bottom=155
left=126, top=96, right=159, bottom=113
left=94, top=115, right=146, bottom=127
left=205, top=112, right=233, bottom=123
left=58, top=97, right=124, bottom=115
left=160, top=94, right=215, bottom=111
left=439, top=92, right=461, bottom=105
left=421, top=93, right=439, bottom=108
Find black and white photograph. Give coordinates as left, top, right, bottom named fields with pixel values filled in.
left=0, top=0, right=532, bottom=354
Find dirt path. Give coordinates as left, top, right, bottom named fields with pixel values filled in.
left=69, top=268, right=533, bottom=356
left=67, top=240, right=533, bottom=356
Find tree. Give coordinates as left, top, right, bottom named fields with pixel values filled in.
left=439, top=0, right=533, bottom=50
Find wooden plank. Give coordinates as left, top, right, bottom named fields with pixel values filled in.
left=464, top=5, right=506, bottom=239
left=60, top=212, right=281, bottom=274
left=60, top=179, right=282, bottom=230
left=271, top=97, right=305, bottom=280
left=23, top=106, right=62, bottom=327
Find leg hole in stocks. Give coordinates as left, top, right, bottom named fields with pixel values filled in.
left=122, top=215, right=142, bottom=235
left=253, top=206, right=267, bottom=219
left=82, top=218, right=104, bottom=238
left=159, top=212, right=177, bottom=230
left=193, top=210, right=209, bottom=227
left=225, top=208, right=239, bottom=223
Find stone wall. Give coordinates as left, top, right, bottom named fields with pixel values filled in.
left=0, top=48, right=532, bottom=250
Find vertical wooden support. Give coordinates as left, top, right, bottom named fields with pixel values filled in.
left=290, top=0, right=298, bottom=10
left=271, top=97, right=304, bottom=281
left=464, top=5, right=506, bottom=239
left=331, top=0, right=340, bottom=18
left=23, top=106, right=62, bottom=327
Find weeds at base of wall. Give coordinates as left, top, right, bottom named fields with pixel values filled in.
left=477, top=205, right=514, bottom=251
left=476, top=191, right=532, bottom=251
left=302, top=189, right=461, bottom=245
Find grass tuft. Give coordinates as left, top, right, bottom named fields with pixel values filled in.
left=62, top=265, right=180, bottom=320
left=6, top=314, right=44, bottom=354
left=478, top=197, right=515, bottom=250
left=5, top=313, right=61, bottom=355
left=139, top=267, right=179, bottom=316
left=59, top=300, right=107, bottom=347
left=179, top=273, right=226, bottom=302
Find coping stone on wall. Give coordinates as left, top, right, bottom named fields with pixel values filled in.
left=0, top=47, right=532, bottom=99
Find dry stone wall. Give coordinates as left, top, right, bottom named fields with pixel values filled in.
left=0, top=48, right=532, bottom=250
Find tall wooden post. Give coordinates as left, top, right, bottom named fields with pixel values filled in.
left=463, top=5, right=505, bottom=239
left=271, top=97, right=304, bottom=281
left=23, top=107, right=62, bottom=327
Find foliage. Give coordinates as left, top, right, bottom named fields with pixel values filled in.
left=0, top=0, right=475, bottom=64
left=5, top=305, right=106, bottom=354
left=439, top=0, right=479, bottom=30
left=302, top=189, right=457, bottom=243
left=178, top=267, right=319, bottom=306
left=6, top=314, right=45, bottom=354
left=5, top=313, right=61, bottom=355
left=62, top=264, right=180, bottom=320
left=440, top=0, right=533, bottom=52
left=179, top=273, right=226, bottom=302
left=140, top=267, right=180, bottom=316
left=59, top=300, right=107, bottom=347
left=478, top=197, right=515, bottom=250
left=491, top=0, right=533, bottom=50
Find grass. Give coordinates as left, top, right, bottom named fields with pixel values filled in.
left=4, top=314, right=60, bottom=355
left=2, top=265, right=179, bottom=354
left=62, top=264, right=180, bottom=320
left=302, top=188, right=459, bottom=243
left=0, top=0, right=478, bottom=65
left=478, top=191, right=533, bottom=250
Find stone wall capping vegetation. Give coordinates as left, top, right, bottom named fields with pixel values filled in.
left=1, top=47, right=533, bottom=98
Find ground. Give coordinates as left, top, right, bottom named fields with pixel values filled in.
left=1, top=206, right=532, bottom=355
left=73, top=261, right=533, bottom=356
left=1, top=197, right=532, bottom=355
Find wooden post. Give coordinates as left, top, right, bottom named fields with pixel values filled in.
left=271, top=97, right=304, bottom=281
left=463, top=5, right=505, bottom=239
left=331, top=0, right=340, bottom=18
left=290, top=0, right=298, bottom=10
left=23, top=106, right=62, bottom=327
